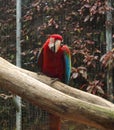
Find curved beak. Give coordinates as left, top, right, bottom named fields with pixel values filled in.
left=48, top=38, right=61, bottom=53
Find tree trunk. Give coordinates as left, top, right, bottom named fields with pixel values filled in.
left=105, top=0, right=113, bottom=102
left=0, top=57, right=114, bottom=130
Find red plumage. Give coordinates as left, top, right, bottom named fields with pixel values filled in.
left=43, top=43, right=65, bottom=80
left=38, top=34, right=70, bottom=82
left=37, top=34, right=71, bottom=130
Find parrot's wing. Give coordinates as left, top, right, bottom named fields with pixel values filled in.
left=62, top=45, right=71, bottom=84
left=36, top=39, right=49, bottom=72
left=37, top=47, right=44, bottom=72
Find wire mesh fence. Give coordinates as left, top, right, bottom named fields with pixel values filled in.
left=0, top=0, right=114, bottom=130
left=0, top=0, right=49, bottom=130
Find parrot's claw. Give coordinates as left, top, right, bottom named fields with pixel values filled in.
left=50, top=78, right=59, bottom=84
left=37, top=71, right=43, bottom=75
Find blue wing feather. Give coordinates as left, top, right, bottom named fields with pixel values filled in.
left=63, top=46, right=71, bottom=84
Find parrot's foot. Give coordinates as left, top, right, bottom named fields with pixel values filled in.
left=37, top=71, right=43, bottom=75
left=50, top=78, right=59, bottom=84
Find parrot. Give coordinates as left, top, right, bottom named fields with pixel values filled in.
left=37, top=34, right=71, bottom=130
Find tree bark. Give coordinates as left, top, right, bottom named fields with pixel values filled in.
left=105, top=0, right=113, bottom=102
left=0, top=57, right=114, bottom=130
left=1, top=57, right=114, bottom=109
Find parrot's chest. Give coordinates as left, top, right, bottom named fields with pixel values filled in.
left=43, top=47, right=65, bottom=80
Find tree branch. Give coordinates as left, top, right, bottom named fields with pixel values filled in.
left=2, top=57, right=114, bottom=109
left=0, top=57, right=114, bottom=130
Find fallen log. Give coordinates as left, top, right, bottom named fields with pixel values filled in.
left=0, top=57, right=114, bottom=130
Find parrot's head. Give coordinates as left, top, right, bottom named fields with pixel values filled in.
left=48, top=34, right=63, bottom=53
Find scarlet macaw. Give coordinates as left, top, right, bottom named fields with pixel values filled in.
left=37, top=34, right=71, bottom=130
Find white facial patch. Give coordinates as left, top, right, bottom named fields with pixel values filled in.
left=48, top=38, right=61, bottom=53
left=48, top=42, right=54, bottom=48
left=48, top=37, right=55, bottom=49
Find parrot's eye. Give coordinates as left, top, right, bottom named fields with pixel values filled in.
left=55, top=40, right=61, bottom=45
left=49, top=37, right=55, bottom=44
